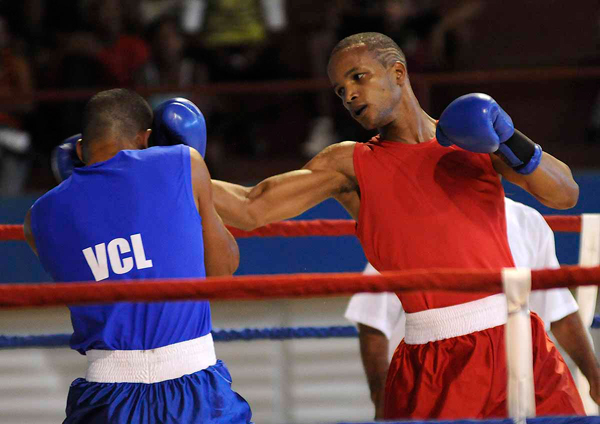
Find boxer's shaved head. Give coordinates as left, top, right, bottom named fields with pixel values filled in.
left=330, top=32, right=406, bottom=69
left=81, top=88, right=152, bottom=161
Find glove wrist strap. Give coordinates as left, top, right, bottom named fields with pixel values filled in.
left=495, top=130, right=542, bottom=175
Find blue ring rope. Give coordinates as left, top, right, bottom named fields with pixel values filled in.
left=1, top=318, right=599, bottom=349
left=0, top=325, right=360, bottom=349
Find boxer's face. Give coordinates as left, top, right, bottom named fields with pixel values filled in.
left=328, top=45, right=403, bottom=130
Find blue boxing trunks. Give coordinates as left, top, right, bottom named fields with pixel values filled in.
left=63, top=335, right=252, bottom=423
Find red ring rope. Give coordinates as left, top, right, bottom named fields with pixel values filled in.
left=0, top=216, right=584, bottom=241
left=0, top=265, right=598, bottom=309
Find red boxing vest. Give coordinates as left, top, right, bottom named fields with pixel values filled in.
left=353, top=136, right=515, bottom=313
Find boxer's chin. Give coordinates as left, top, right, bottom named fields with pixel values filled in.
left=353, top=115, right=376, bottom=130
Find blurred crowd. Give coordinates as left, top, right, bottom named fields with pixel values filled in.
left=0, top=0, right=597, bottom=195
left=0, top=0, right=489, bottom=194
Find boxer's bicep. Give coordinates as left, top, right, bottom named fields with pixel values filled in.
left=191, top=149, right=240, bottom=276
left=245, top=169, right=349, bottom=228
left=306, top=141, right=359, bottom=219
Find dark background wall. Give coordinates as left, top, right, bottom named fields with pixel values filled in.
left=455, top=0, right=599, bottom=69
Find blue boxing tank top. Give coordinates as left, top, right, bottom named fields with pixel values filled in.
left=30, top=145, right=211, bottom=354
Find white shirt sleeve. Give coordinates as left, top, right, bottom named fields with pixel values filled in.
left=344, top=264, right=404, bottom=340
left=505, top=198, right=579, bottom=330
left=344, top=292, right=402, bottom=340
left=528, top=214, right=578, bottom=328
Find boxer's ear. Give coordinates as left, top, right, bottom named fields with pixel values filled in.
left=138, top=129, right=151, bottom=149
left=76, top=138, right=85, bottom=164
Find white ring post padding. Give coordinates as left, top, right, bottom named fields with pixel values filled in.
left=502, top=267, right=536, bottom=419
left=575, top=214, right=600, bottom=415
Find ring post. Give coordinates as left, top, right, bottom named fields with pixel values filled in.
left=502, top=267, right=535, bottom=421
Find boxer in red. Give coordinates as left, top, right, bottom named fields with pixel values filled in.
left=212, top=32, right=584, bottom=419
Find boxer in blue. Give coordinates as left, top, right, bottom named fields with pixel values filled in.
left=23, top=89, right=252, bottom=424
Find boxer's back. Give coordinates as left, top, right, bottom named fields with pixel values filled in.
left=31, top=145, right=211, bottom=353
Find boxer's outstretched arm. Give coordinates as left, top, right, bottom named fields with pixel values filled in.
left=212, top=143, right=356, bottom=230
left=213, top=168, right=349, bottom=230
left=491, top=148, right=579, bottom=209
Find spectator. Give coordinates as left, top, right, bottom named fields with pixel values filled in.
left=586, top=7, right=600, bottom=144
left=52, top=0, right=150, bottom=148
left=181, top=0, right=288, bottom=171
left=68, top=0, right=150, bottom=87
left=140, top=0, right=185, bottom=27
left=588, top=93, right=600, bottom=144
left=0, top=15, right=35, bottom=195
left=302, top=0, right=386, bottom=156
left=120, top=0, right=146, bottom=36
left=290, top=1, right=340, bottom=157
left=135, top=15, right=210, bottom=110
left=383, top=0, right=484, bottom=72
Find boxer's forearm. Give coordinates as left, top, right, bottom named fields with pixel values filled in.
left=212, top=169, right=346, bottom=230
left=492, top=150, right=579, bottom=209
left=358, top=324, right=389, bottom=418
left=517, top=152, right=579, bottom=209
left=551, top=312, right=600, bottom=391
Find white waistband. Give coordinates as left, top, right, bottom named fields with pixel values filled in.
left=85, top=334, right=217, bottom=384
left=404, top=294, right=507, bottom=345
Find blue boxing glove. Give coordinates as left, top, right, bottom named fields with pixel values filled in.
left=149, top=98, right=207, bottom=157
left=51, top=133, right=84, bottom=183
left=436, top=93, right=542, bottom=175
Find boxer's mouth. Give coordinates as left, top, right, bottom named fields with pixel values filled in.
left=353, top=105, right=367, bottom=118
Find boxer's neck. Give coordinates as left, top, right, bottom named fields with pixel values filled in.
left=85, top=138, right=139, bottom=166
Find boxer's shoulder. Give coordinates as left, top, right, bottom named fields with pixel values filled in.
left=304, top=141, right=356, bottom=177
